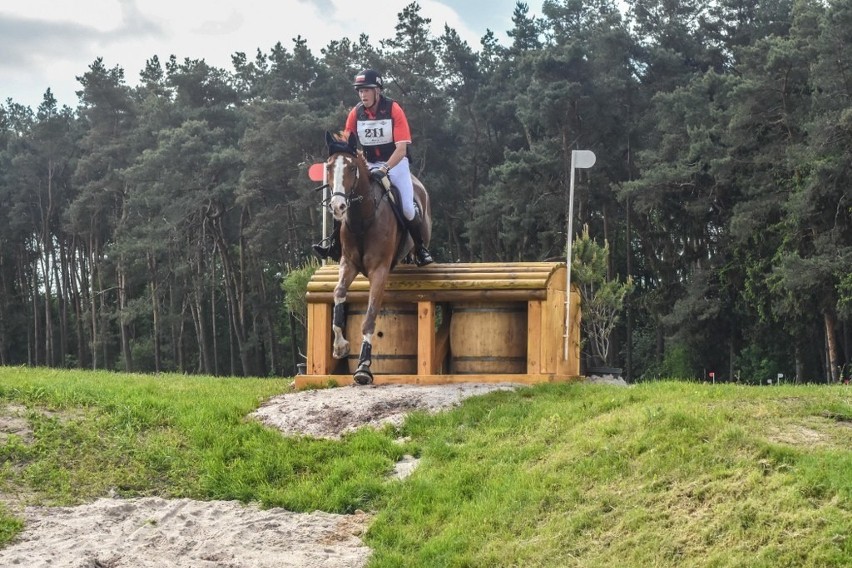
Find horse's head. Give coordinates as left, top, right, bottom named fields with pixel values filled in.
left=325, top=130, right=365, bottom=220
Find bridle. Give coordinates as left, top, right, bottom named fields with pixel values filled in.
left=315, top=153, right=364, bottom=211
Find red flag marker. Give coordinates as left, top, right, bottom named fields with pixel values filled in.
left=308, top=163, right=324, bottom=182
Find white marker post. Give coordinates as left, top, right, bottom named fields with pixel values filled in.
left=564, top=150, right=596, bottom=360
left=308, top=162, right=329, bottom=265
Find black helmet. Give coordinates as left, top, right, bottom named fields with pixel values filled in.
left=353, top=69, right=383, bottom=90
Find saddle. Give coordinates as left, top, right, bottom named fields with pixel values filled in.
left=381, top=183, right=420, bottom=265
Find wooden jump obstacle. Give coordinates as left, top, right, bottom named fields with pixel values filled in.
left=296, top=262, right=581, bottom=388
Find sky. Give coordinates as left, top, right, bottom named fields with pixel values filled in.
left=1, top=0, right=544, bottom=110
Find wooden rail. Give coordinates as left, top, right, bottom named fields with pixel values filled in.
left=297, top=262, right=581, bottom=387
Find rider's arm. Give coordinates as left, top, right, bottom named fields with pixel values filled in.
left=384, top=102, right=412, bottom=173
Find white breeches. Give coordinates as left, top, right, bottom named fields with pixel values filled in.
left=369, top=156, right=416, bottom=220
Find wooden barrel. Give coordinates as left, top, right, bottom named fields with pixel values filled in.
left=449, top=302, right=527, bottom=374
left=346, top=302, right=417, bottom=374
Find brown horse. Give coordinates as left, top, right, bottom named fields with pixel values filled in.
left=323, top=131, right=432, bottom=384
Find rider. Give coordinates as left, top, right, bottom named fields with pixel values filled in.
left=313, top=69, right=434, bottom=266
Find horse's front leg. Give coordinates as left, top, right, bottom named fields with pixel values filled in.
left=332, top=261, right=358, bottom=361
left=353, top=267, right=390, bottom=386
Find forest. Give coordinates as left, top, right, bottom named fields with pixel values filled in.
left=0, top=0, right=849, bottom=383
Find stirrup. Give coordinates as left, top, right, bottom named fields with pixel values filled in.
left=312, top=236, right=340, bottom=261
left=312, top=242, right=331, bottom=260
left=415, top=246, right=434, bottom=267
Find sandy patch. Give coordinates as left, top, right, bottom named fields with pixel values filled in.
left=250, top=383, right=522, bottom=439
left=0, top=497, right=371, bottom=568
left=0, top=403, right=32, bottom=445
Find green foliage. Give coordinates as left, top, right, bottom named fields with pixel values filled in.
left=572, top=225, right=633, bottom=366
left=839, top=272, right=852, bottom=319
left=640, top=343, right=700, bottom=381
left=281, top=260, right=319, bottom=328
left=735, top=345, right=786, bottom=385
left=0, top=504, right=23, bottom=548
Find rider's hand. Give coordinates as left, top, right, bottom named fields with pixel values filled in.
left=370, top=167, right=391, bottom=191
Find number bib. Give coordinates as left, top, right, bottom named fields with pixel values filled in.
left=357, top=119, right=393, bottom=146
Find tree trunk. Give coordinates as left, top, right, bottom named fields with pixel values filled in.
left=148, top=253, right=161, bottom=374
left=0, top=250, right=8, bottom=366
left=186, top=249, right=211, bottom=375
left=57, top=242, right=69, bottom=366
left=32, top=258, right=40, bottom=366
left=40, top=160, right=56, bottom=367
left=211, top=215, right=250, bottom=375
left=68, top=244, right=87, bottom=368
left=210, top=259, right=218, bottom=376
left=794, top=341, right=805, bottom=384
left=625, top=196, right=633, bottom=382
left=89, top=231, right=99, bottom=370
left=41, top=252, right=54, bottom=367
left=824, top=310, right=839, bottom=383
left=728, top=330, right=735, bottom=383
left=98, top=255, right=110, bottom=369
left=117, top=262, right=133, bottom=372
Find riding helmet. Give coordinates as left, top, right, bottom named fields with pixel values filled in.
left=353, top=69, right=383, bottom=90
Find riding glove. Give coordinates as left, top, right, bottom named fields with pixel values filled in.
left=370, top=167, right=392, bottom=191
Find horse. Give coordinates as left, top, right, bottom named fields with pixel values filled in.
left=322, top=130, right=432, bottom=385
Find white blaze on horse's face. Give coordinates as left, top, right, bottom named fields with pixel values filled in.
left=327, top=154, right=356, bottom=221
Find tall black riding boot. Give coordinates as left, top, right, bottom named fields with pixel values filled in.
left=312, top=221, right=342, bottom=261
left=404, top=213, right=434, bottom=267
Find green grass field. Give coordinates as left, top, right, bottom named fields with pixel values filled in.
left=1, top=367, right=850, bottom=567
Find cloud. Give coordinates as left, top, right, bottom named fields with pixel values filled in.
left=1, top=0, right=494, bottom=109
left=0, top=15, right=99, bottom=68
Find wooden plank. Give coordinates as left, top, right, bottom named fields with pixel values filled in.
left=417, top=301, right=436, bottom=375
left=542, top=289, right=563, bottom=374
left=312, top=262, right=562, bottom=274
left=433, top=315, right=450, bottom=374
left=309, top=278, right=556, bottom=293
left=526, top=300, right=543, bottom=374
left=307, top=289, right=549, bottom=304
left=307, top=303, right=333, bottom=375
left=309, top=271, right=557, bottom=283
left=308, top=263, right=564, bottom=285
left=570, top=288, right=581, bottom=376
left=294, top=373, right=582, bottom=388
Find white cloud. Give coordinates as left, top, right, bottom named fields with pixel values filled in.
left=1, top=0, right=504, bottom=109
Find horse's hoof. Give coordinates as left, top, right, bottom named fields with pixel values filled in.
left=333, top=341, right=350, bottom=360
left=353, top=368, right=373, bottom=385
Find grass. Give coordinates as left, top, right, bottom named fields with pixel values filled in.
left=1, top=367, right=850, bottom=567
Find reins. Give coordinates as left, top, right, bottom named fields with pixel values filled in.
left=321, top=154, right=383, bottom=229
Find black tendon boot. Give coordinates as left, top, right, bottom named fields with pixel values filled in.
left=312, top=220, right=342, bottom=261
left=405, top=213, right=434, bottom=266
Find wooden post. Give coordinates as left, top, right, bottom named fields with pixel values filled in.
left=306, top=303, right=333, bottom=375
left=417, top=301, right=435, bottom=375
left=526, top=300, right=543, bottom=374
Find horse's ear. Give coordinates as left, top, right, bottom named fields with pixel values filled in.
left=347, top=131, right=357, bottom=151
left=326, top=130, right=357, bottom=156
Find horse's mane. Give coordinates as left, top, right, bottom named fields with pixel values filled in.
left=355, top=150, right=369, bottom=170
